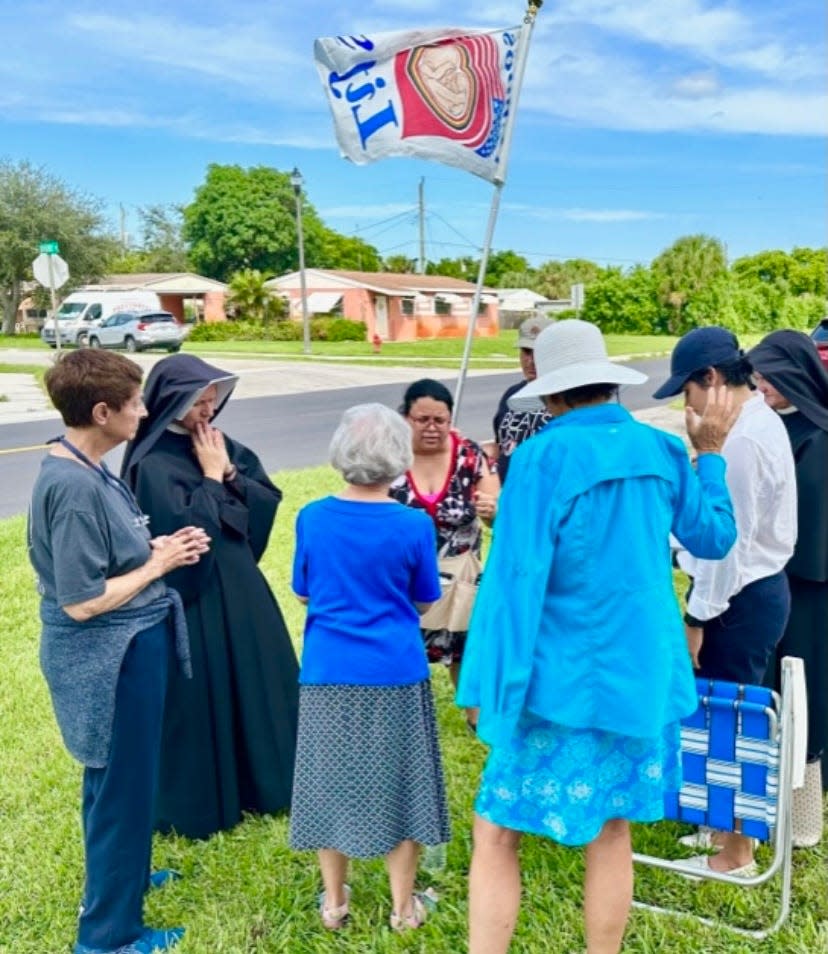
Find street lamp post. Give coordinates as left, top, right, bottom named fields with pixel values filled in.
left=290, top=167, right=311, bottom=355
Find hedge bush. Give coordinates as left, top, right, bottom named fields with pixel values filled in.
left=187, top=317, right=367, bottom=343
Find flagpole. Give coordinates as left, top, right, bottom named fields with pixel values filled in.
left=452, top=0, right=543, bottom=428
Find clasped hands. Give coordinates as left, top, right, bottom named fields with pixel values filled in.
left=192, top=422, right=236, bottom=482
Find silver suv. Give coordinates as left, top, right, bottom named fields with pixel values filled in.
left=86, top=311, right=184, bottom=353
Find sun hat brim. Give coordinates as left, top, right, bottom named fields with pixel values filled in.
left=508, top=360, right=647, bottom=411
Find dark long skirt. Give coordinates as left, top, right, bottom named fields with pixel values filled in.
left=290, top=680, right=450, bottom=858
left=155, top=564, right=299, bottom=839
left=764, top=575, right=828, bottom=789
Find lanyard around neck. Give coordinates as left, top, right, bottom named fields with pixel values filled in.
left=55, top=436, right=149, bottom=528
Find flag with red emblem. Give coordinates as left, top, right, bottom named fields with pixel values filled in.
left=314, top=26, right=523, bottom=183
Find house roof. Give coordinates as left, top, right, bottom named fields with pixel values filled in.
left=268, top=269, right=494, bottom=297
left=87, top=273, right=228, bottom=294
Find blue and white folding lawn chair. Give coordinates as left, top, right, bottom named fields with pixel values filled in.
left=632, top=656, right=805, bottom=939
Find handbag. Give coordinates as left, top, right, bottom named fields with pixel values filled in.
left=420, top=547, right=482, bottom=633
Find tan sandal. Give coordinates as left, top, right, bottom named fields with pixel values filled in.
left=390, top=892, right=428, bottom=932
left=319, top=884, right=350, bottom=930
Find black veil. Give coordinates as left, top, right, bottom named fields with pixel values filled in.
left=122, top=354, right=238, bottom=485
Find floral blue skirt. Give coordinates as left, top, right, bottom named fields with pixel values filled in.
left=475, top=711, right=682, bottom=846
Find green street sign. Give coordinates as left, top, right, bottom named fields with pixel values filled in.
left=39, top=241, right=60, bottom=254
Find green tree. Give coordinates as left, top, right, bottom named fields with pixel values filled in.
left=317, top=229, right=381, bottom=271
left=384, top=254, right=418, bottom=273
left=581, top=266, right=665, bottom=334
left=0, top=159, right=115, bottom=334
left=732, top=247, right=827, bottom=299
left=426, top=256, right=479, bottom=279
left=534, top=258, right=604, bottom=300
left=183, top=165, right=327, bottom=281
left=789, top=247, right=827, bottom=297
left=652, top=234, right=728, bottom=333
left=685, top=273, right=772, bottom=334
left=484, top=249, right=530, bottom=287
left=226, top=269, right=285, bottom=323
left=107, top=204, right=190, bottom=274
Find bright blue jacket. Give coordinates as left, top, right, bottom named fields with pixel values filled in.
left=457, top=403, right=736, bottom=748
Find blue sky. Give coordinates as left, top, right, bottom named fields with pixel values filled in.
left=1, top=0, right=825, bottom=269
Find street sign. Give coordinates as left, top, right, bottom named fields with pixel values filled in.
left=32, top=252, right=70, bottom=289
left=39, top=240, right=60, bottom=254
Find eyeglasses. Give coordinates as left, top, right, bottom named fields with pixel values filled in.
left=409, top=414, right=451, bottom=427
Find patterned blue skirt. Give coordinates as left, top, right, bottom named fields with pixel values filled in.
left=290, top=680, right=451, bottom=858
left=475, top=712, right=681, bottom=846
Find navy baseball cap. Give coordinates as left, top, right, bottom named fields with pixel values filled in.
left=653, top=326, right=742, bottom=399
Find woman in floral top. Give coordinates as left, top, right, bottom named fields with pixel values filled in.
left=390, top=380, right=500, bottom=726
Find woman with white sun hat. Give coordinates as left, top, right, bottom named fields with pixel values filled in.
left=458, top=319, right=741, bottom=954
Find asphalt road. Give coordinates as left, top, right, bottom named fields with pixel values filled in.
left=0, top=358, right=670, bottom=519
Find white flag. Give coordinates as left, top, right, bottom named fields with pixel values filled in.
left=314, top=26, right=523, bottom=183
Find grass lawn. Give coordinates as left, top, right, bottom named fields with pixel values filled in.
left=1, top=466, right=825, bottom=953
left=184, top=331, right=680, bottom=368
left=0, top=334, right=43, bottom=349
left=0, top=363, right=46, bottom=383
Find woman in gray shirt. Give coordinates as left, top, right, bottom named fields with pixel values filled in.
left=28, top=350, right=209, bottom=954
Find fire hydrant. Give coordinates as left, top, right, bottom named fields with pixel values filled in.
left=371, top=333, right=382, bottom=354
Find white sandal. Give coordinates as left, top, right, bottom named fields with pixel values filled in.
left=390, top=893, right=428, bottom=932
left=319, top=884, right=350, bottom=930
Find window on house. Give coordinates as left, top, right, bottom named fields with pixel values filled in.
left=435, top=298, right=452, bottom=316
left=401, top=298, right=415, bottom=317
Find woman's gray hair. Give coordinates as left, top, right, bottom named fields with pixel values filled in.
left=329, top=403, right=413, bottom=485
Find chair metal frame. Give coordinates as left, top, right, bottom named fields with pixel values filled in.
left=632, top=656, right=798, bottom=939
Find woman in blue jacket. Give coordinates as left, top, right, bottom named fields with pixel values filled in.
left=457, top=320, right=739, bottom=954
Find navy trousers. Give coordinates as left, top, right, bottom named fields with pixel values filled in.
left=77, top=620, right=170, bottom=950
left=697, top=571, right=790, bottom=686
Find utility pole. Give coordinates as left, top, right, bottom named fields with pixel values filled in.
left=418, top=177, right=426, bottom=274
left=119, top=203, right=127, bottom=250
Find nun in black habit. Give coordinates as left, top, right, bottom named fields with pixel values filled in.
left=749, top=331, right=828, bottom=813
left=122, top=354, right=299, bottom=839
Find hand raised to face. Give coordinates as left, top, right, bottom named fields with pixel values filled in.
left=191, top=422, right=230, bottom=481
left=685, top=386, right=740, bottom=455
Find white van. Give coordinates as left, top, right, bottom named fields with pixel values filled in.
left=41, top=289, right=163, bottom=347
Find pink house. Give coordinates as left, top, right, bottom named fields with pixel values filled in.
left=265, top=269, right=500, bottom=342
left=92, top=273, right=228, bottom=322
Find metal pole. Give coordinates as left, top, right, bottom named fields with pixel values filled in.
left=452, top=1, right=543, bottom=425
left=294, top=184, right=311, bottom=355
left=418, top=177, right=426, bottom=274
left=452, top=184, right=501, bottom=428
left=47, top=254, right=61, bottom=355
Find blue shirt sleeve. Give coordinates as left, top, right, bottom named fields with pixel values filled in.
left=410, top=514, right=442, bottom=603
left=291, top=508, right=309, bottom=598
left=671, top=451, right=737, bottom=559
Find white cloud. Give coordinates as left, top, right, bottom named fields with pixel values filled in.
left=673, top=71, right=721, bottom=99
left=562, top=208, right=664, bottom=223
left=503, top=203, right=664, bottom=224
left=322, top=203, right=417, bottom=218
left=66, top=12, right=310, bottom=104
left=522, top=28, right=827, bottom=136
left=0, top=0, right=823, bottom=142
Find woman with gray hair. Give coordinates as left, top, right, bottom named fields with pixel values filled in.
left=290, top=403, right=450, bottom=933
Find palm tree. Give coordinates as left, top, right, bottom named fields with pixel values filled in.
left=227, top=269, right=284, bottom=323
left=652, top=235, right=727, bottom=333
